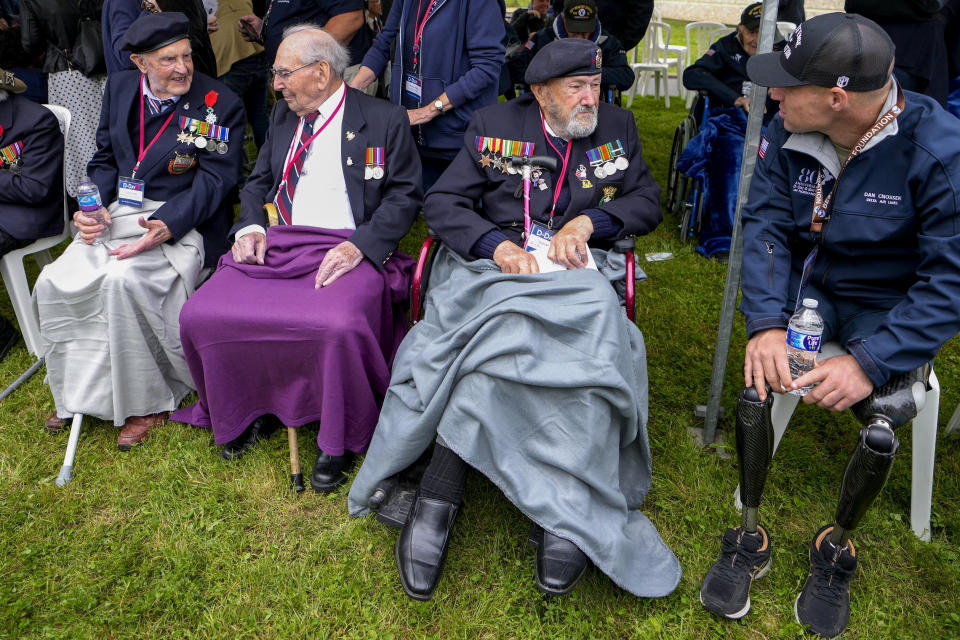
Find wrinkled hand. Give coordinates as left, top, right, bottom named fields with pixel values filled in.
left=231, top=232, right=266, bottom=265
left=547, top=214, right=593, bottom=269
left=315, top=241, right=363, bottom=288
left=743, top=328, right=791, bottom=401
left=407, top=106, right=439, bottom=126
left=791, top=354, right=874, bottom=412
left=207, top=14, right=219, bottom=33
left=348, top=66, right=376, bottom=90
left=238, top=15, right=262, bottom=41
left=493, top=240, right=538, bottom=274
left=734, top=96, right=751, bottom=112
left=108, top=217, right=172, bottom=260
left=73, top=207, right=111, bottom=244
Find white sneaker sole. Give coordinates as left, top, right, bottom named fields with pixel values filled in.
left=700, top=555, right=772, bottom=620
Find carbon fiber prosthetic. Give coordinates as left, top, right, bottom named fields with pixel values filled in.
left=831, top=369, right=924, bottom=546
left=735, top=386, right=774, bottom=533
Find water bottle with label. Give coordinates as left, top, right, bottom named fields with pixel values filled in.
left=77, top=179, right=107, bottom=244
left=786, top=298, right=824, bottom=396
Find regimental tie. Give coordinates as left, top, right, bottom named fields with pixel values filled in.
left=145, top=96, right=176, bottom=116
left=274, top=112, right=319, bottom=225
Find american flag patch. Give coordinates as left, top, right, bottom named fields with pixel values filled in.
left=706, top=48, right=715, bottom=56
left=758, top=137, right=769, bottom=159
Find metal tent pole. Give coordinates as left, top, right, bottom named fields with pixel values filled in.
left=701, top=0, right=781, bottom=444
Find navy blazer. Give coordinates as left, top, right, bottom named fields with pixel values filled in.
left=425, top=93, right=662, bottom=258
left=0, top=93, right=64, bottom=241
left=234, top=85, right=423, bottom=268
left=87, top=70, right=244, bottom=268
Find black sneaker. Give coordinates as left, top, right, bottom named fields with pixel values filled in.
left=795, top=525, right=858, bottom=638
left=700, top=525, right=772, bottom=619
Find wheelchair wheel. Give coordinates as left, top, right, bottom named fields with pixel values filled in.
left=666, top=115, right=696, bottom=215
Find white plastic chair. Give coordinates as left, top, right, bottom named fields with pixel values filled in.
left=651, top=8, right=687, bottom=98
left=0, top=103, right=72, bottom=400
left=734, top=342, right=940, bottom=541
left=626, top=21, right=679, bottom=108
left=684, top=21, right=733, bottom=108
left=776, top=20, right=797, bottom=41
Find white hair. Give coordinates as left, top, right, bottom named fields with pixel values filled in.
left=281, top=24, right=351, bottom=78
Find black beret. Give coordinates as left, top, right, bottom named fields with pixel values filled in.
left=524, top=38, right=602, bottom=85
left=119, top=12, right=190, bottom=55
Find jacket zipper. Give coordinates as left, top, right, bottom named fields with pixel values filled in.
left=764, top=240, right=774, bottom=288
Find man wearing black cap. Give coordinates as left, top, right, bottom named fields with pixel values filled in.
left=0, top=68, right=65, bottom=363
left=34, top=12, right=243, bottom=449
left=348, top=37, right=680, bottom=603
left=699, top=12, right=960, bottom=638
left=507, top=0, right=634, bottom=101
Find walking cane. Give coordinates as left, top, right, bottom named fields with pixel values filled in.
left=263, top=202, right=304, bottom=492
left=510, top=155, right=558, bottom=239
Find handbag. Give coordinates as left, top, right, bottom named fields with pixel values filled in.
left=68, top=0, right=105, bottom=76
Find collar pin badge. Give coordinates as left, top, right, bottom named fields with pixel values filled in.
left=346, top=131, right=355, bottom=141
left=347, top=156, right=353, bottom=166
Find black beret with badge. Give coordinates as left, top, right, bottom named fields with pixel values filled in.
left=524, top=38, right=603, bottom=85
left=119, top=12, right=191, bottom=55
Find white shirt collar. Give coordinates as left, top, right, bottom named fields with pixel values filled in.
left=314, top=82, right=346, bottom=120
left=141, top=75, right=181, bottom=105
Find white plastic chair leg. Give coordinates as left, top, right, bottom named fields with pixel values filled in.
left=0, top=255, right=43, bottom=357
left=56, top=414, right=84, bottom=486
left=911, top=371, right=939, bottom=541
left=945, top=401, right=960, bottom=434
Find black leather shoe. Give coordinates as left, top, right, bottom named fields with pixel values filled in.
left=0, top=316, right=19, bottom=364
left=396, top=494, right=459, bottom=601
left=529, top=523, right=589, bottom=596
left=220, top=416, right=280, bottom=460
left=310, top=449, right=356, bottom=492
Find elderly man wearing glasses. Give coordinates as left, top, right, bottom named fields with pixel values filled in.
left=35, top=12, right=243, bottom=448
left=171, top=26, right=421, bottom=491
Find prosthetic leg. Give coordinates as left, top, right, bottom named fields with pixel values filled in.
left=829, top=368, right=927, bottom=547
left=735, top=385, right=775, bottom=534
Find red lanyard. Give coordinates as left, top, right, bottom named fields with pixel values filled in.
left=810, top=85, right=905, bottom=233
left=279, top=88, right=347, bottom=187
left=540, top=112, right=572, bottom=226
left=411, top=0, right=437, bottom=65
left=134, top=75, right=177, bottom=178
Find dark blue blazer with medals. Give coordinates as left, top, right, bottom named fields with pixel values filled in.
left=87, top=69, right=244, bottom=268
left=234, top=85, right=423, bottom=268
left=426, top=92, right=662, bottom=258
left=0, top=93, right=65, bottom=241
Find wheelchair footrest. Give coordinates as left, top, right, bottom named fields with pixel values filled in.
left=371, top=477, right=418, bottom=529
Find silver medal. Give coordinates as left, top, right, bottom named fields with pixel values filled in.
left=364, top=166, right=373, bottom=180
left=372, top=166, right=384, bottom=180
left=194, top=136, right=207, bottom=149
left=603, top=161, right=616, bottom=175
left=216, top=141, right=228, bottom=155
left=594, top=165, right=606, bottom=179
left=507, top=163, right=517, bottom=175
left=205, top=107, right=217, bottom=124
left=614, top=156, right=629, bottom=171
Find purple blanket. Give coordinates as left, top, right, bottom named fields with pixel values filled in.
left=171, top=226, right=414, bottom=454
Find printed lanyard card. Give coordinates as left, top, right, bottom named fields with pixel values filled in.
left=118, top=177, right=145, bottom=208
left=404, top=74, right=422, bottom=102
left=523, top=221, right=598, bottom=273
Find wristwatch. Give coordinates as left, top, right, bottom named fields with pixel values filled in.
left=433, top=99, right=444, bottom=113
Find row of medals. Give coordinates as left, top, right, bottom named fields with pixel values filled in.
left=593, top=155, right=629, bottom=179
left=177, top=111, right=229, bottom=155
left=364, top=165, right=384, bottom=180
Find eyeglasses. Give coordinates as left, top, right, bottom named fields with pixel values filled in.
left=269, top=60, right=320, bottom=80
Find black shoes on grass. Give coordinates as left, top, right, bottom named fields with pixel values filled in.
left=700, top=525, right=772, bottom=619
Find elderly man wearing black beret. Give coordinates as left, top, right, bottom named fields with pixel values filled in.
left=348, top=38, right=680, bottom=602
left=34, top=12, right=244, bottom=450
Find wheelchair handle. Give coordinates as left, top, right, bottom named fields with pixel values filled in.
left=510, top=155, right=558, bottom=172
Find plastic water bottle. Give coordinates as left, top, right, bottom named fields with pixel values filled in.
left=786, top=298, right=824, bottom=396
left=77, top=179, right=106, bottom=244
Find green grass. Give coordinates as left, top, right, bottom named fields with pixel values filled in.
left=1, top=94, right=958, bottom=639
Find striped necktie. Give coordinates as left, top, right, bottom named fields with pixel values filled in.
left=275, top=112, right=319, bottom=225
left=146, top=95, right=175, bottom=116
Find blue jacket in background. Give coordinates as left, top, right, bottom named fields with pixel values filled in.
left=361, top=0, right=504, bottom=151
left=102, top=0, right=147, bottom=74
left=740, top=88, right=960, bottom=387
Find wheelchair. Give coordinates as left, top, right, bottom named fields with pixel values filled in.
left=372, top=231, right=639, bottom=528
left=665, top=92, right=709, bottom=242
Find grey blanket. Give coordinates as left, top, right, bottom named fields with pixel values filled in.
left=348, top=247, right=681, bottom=598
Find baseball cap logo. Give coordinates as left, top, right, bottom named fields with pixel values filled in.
left=783, top=45, right=791, bottom=59
left=836, top=75, right=849, bottom=88
left=793, top=24, right=802, bottom=46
